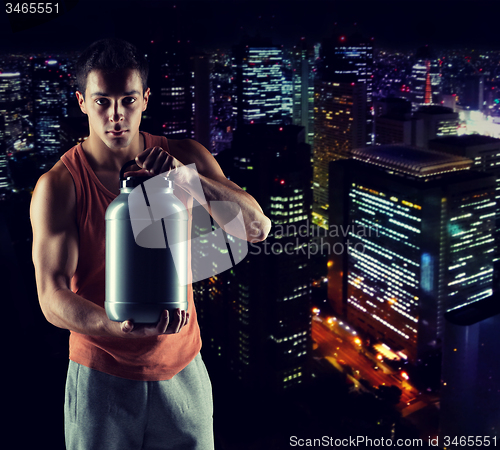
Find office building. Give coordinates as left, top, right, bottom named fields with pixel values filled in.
left=190, top=53, right=212, bottom=151
left=429, top=134, right=500, bottom=201
left=328, top=145, right=495, bottom=362
left=0, top=151, right=13, bottom=192
left=0, top=72, right=23, bottom=149
left=312, top=78, right=366, bottom=228
left=375, top=114, right=413, bottom=146
left=210, top=49, right=234, bottom=154
left=288, top=40, right=315, bottom=145
left=319, top=33, right=374, bottom=146
left=201, top=124, right=312, bottom=394
left=312, top=32, right=373, bottom=228
left=0, top=72, right=22, bottom=191
left=374, top=102, right=459, bottom=149
left=31, top=58, right=68, bottom=156
left=429, top=134, right=500, bottom=292
left=232, top=40, right=285, bottom=126
left=145, top=40, right=195, bottom=139
left=413, top=105, right=459, bottom=146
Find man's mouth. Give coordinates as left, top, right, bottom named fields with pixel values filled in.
left=108, top=130, right=127, bottom=136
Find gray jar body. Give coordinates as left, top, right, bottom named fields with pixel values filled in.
left=105, top=185, right=189, bottom=324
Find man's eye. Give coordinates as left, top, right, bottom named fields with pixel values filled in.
left=124, top=97, right=136, bottom=104
left=96, top=99, right=109, bottom=105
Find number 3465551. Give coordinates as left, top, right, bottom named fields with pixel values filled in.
left=5, top=3, right=60, bottom=14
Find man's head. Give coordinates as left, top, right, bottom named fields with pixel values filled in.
left=75, top=38, right=151, bottom=151
left=75, top=38, right=149, bottom=99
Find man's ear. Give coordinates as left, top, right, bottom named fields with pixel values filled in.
left=142, top=87, right=151, bottom=111
left=75, top=90, right=87, bottom=115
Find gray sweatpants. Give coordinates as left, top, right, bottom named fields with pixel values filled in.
left=64, top=353, right=214, bottom=450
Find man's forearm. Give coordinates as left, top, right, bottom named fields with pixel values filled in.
left=193, top=173, right=271, bottom=242
left=41, top=288, right=120, bottom=337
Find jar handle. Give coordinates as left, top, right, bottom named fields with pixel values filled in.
left=119, top=160, right=139, bottom=181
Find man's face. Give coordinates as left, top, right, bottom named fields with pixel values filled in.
left=76, top=68, right=150, bottom=150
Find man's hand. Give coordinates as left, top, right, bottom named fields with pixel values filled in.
left=124, top=146, right=196, bottom=187
left=118, top=308, right=189, bottom=338
left=125, top=140, right=271, bottom=243
left=125, top=146, right=181, bottom=176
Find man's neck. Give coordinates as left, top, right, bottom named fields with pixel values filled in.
left=81, top=131, right=145, bottom=173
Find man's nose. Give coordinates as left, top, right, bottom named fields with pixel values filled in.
left=110, top=102, right=124, bottom=122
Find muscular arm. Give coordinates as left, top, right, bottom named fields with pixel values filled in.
left=30, top=163, right=186, bottom=337
left=30, top=163, right=119, bottom=336
left=137, top=140, right=272, bottom=243
left=189, top=169, right=271, bottom=243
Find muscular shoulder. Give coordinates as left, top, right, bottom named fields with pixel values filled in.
left=167, top=139, right=224, bottom=178
left=31, top=160, right=76, bottom=226
left=35, top=160, right=74, bottom=199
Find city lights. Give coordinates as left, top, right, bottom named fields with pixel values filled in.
left=2, top=4, right=500, bottom=445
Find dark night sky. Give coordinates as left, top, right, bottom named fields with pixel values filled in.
left=1, top=0, right=500, bottom=54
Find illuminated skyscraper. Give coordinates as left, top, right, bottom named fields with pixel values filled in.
left=0, top=144, right=13, bottom=192
left=312, top=32, right=373, bottom=229
left=0, top=72, right=22, bottom=191
left=0, top=73, right=23, bottom=148
left=202, top=124, right=312, bottom=393
left=429, top=134, right=500, bottom=292
left=328, top=145, right=495, bottom=362
left=191, top=53, right=212, bottom=151
left=319, top=32, right=374, bottom=145
left=288, top=39, right=315, bottom=144
left=312, top=78, right=366, bottom=228
left=31, top=58, right=67, bottom=156
left=211, top=49, right=236, bottom=154
left=232, top=40, right=284, bottom=126
left=145, top=41, right=195, bottom=139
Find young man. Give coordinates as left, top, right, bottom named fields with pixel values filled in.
left=30, top=38, right=271, bottom=449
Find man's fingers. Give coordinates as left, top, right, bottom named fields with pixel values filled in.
left=165, top=309, right=187, bottom=334
left=135, top=147, right=151, bottom=166
left=157, top=310, right=169, bottom=334
left=142, top=147, right=160, bottom=171
left=121, top=320, right=134, bottom=333
left=140, top=147, right=163, bottom=172
left=119, top=310, right=189, bottom=337
left=178, top=310, right=188, bottom=332
left=135, top=146, right=177, bottom=176
left=150, top=151, right=167, bottom=174
left=177, top=310, right=186, bottom=333
left=171, top=308, right=182, bottom=334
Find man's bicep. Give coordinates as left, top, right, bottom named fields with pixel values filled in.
left=30, top=171, right=79, bottom=298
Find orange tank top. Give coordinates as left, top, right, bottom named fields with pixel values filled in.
left=60, top=131, right=201, bottom=381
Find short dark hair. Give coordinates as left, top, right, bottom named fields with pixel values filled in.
left=75, top=38, right=149, bottom=98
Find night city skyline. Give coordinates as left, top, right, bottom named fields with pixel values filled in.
left=2, top=0, right=500, bottom=448
left=1, top=0, right=500, bottom=53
